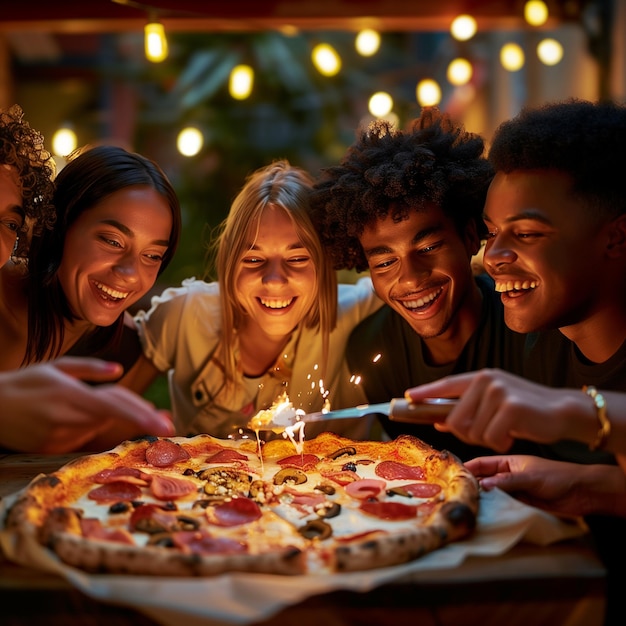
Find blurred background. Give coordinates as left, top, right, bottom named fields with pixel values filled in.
left=1, top=0, right=624, bottom=289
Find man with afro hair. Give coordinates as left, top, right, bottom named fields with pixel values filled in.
left=311, top=107, right=530, bottom=460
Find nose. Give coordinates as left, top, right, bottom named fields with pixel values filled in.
left=262, top=258, right=288, bottom=285
left=112, top=253, right=140, bottom=282
left=398, top=252, right=430, bottom=286
left=483, top=234, right=517, bottom=271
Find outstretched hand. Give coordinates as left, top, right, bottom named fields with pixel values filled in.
left=0, top=357, right=174, bottom=454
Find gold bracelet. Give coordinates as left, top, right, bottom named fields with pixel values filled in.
left=583, top=385, right=611, bottom=451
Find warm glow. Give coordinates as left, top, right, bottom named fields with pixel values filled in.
left=52, top=127, right=77, bottom=157
left=500, top=43, right=525, bottom=71
left=447, top=58, right=473, bottom=86
left=524, top=1, right=549, bottom=26
left=416, top=79, right=442, bottom=106
left=537, top=38, right=563, bottom=65
left=450, top=15, right=477, bottom=41
left=177, top=127, right=204, bottom=157
left=368, top=91, right=393, bottom=117
left=312, top=43, right=341, bottom=76
left=144, top=22, right=168, bottom=63
left=355, top=29, right=381, bottom=56
left=229, top=64, right=254, bottom=100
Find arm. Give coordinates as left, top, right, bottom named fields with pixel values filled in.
left=405, top=368, right=626, bottom=456
left=0, top=357, right=174, bottom=454
left=466, top=454, right=626, bottom=518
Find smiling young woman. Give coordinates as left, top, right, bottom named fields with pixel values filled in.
left=127, top=160, right=382, bottom=439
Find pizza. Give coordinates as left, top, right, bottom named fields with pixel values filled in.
left=5, top=432, right=479, bottom=576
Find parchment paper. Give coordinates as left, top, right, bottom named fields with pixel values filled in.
left=0, top=484, right=586, bottom=626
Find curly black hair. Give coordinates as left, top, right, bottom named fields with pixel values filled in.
left=489, top=98, right=626, bottom=219
left=311, top=107, right=493, bottom=272
left=0, top=105, right=56, bottom=257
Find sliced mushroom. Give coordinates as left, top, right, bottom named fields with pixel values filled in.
left=298, top=519, right=332, bottom=540
left=273, top=467, right=307, bottom=486
left=315, top=501, right=341, bottom=519
left=386, top=486, right=413, bottom=498
left=175, top=515, right=200, bottom=531
left=147, top=532, right=176, bottom=548
left=327, top=446, right=357, bottom=460
left=314, top=482, right=336, bottom=496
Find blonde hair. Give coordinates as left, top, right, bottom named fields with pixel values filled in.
left=213, top=160, right=337, bottom=386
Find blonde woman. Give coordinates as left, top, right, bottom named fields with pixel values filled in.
left=127, top=161, right=382, bottom=439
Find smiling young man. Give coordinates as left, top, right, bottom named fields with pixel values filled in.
left=312, top=108, right=529, bottom=459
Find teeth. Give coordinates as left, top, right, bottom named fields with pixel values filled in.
left=94, top=281, right=128, bottom=299
left=403, top=288, right=441, bottom=310
left=260, top=298, right=293, bottom=309
left=494, top=280, right=538, bottom=293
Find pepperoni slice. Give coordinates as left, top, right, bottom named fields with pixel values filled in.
left=210, top=497, right=262, bottom=527
left=401, top=482, right=442, bottom=498
left=172, top=531, right=248, bottom=555
left=360, top=500, right=418, bottom=520
left=145, top=439, right=191, bottom=467
left=150, top=474, right=197, bottom=500
left=345, top=478, right=386, bottom=500
left=320, top=469, right=359, bottom=486
left=129, top=503, right=178, bottom=532
left=277, top=454, right=320, bottom=471
left=92, top=467, right=152, bottom=486
left=80, top=518, right=134, bottom=544
left=206, top=449, right=249, bottom=464
left=282, top=487, right=327, bottom=507
left=375, top=460, right=425, bottom=481
left=88, top=481, right=142, bottom=503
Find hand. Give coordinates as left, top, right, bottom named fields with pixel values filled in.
left=405, top=369, right=595, bottom=453
left=0, top=357, right=174, bottom=454
left=466, top=454, right=626, bottom=518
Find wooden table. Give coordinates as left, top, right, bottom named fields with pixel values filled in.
left=0, top=453, right=608, bottom=626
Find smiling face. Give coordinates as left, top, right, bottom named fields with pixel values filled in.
left=0, top=165, right=24, bottom=264
left=57, top=186, right=172, bottom=329
left=483, top=170, right=606, bottom=334
left=235, top=205, right=316, bottom=341
left=360, top=205, right=480, bottom=342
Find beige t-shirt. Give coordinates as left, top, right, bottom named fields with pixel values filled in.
left=135, top=277, right=382, bottom=439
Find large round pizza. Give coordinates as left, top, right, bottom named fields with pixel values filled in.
left=5, top=432, right=479, bottom=576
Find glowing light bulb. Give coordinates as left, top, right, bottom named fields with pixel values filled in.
left=177, top=127, right=204, bottom=157
left=447, top=58, right=473, bottom=86
left=500, top=43, right=525, bottom=71
left=355, top=29, right=380, bottom=56
left=229, top=64, right=254, bottom=100
left=450, top=15, right=477, bottom=41
left=416, top=79, right=442, bottom=107
left=312, top=43, right=341, bottom=76
left=52, top=127, right=77, bottom=157
left=368, top=91, right=393, bottom=117
left=524, top=1, right=549, bottom=27
left=144, top=21, right=168, bottom=63
left=537, top=38, right=563, bottom=65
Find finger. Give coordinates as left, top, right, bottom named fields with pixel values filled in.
left=464, top=455, right=510, bottom=477
left=405, top=372, right=476, bottom=402
left=53, top=357, right=124, bottom=382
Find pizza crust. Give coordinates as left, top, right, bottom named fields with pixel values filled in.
left=5, top=432, right=479, bottom=576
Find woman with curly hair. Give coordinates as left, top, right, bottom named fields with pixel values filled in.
left=311, top=107, right=529, bottom=460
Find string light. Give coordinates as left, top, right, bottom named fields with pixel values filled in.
left=52, top=126, right=77, bottom=157
left=368, top=91, right=393, bottom=118
left=416, top=79, right=442, bottom=106
left=524, top=1, right=549, bottom=26
left=500, top=43, right=525, bottom=71
left=355, top=29, right=380, bottom=56
left=537, top=38, right=563, bottom=65
left=312, top=43, right=341, bottom=76
left=229, top=64, right=254, bottom=100
left=144, top=19, right=168, bottom=63
left=447, top=58, right=473, bottom=85
left=450, top=15, right=477, bottom=41
left=177, top=126, right=204, bottom=157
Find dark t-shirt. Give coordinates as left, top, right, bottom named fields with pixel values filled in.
left=346, top=274, right=529, bottom=461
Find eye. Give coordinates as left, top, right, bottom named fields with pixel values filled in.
left=288, top=255, right=310, bottom=264
left=369, top=257, right=396, bottom=271
left=100, top=236, right=123, bottom=248
left=241, top=256, right=264, bottom=265
left=144, top=252, right=165, bottom=262
left=2, top=218, right=23, bottom=233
